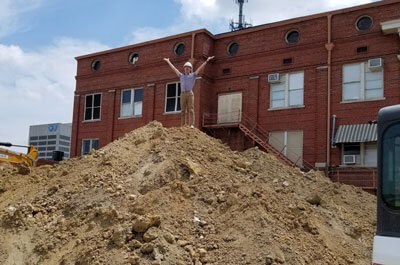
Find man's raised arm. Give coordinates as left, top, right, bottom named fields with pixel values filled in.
left=163, top=58, right=181, bottom=77
left=195, top=56, right=215, bottom=76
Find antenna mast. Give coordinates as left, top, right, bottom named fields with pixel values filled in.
left=230, top=0, right=252, bottom=31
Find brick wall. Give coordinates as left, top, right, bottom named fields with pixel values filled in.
left=71, top=1, right=400, bottom=191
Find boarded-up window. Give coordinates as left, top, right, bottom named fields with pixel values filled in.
left=269, top=130, right=303, bottom=166
left=217, top=92, right=242, bottom=124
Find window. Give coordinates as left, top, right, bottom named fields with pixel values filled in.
left=38, top=147, right=46, bottom=151
left=30, top=142, right=38, bottom=146
left=342, top=62, right=383, bottom=101
left=60, top=135, right=70, bottom=141
left=59, top=146, right=70, bottom=152
left=382, top=123, right=400, bottom=208
left=342, top=142, right=377, bottom=166
left=92, top=60, right=101, bottom=71
left=47, top=146, right=56, bottom=151
left=285, top=30, right=299, bottom=44
left=343, top=144, right=361, bottom=165
left=38, top=142, right=46, bottom=146
left=357, top=46, right=368, bottom=53
left=364, top=143, right=377, bottom=166
left=174, top=43, right=185, bottom=56
left=356, top=16, right=372, bottom=31
left=84, top=93, right=101, bottom=121
left=48, top=135, right=57, bottom=139
left=270, top=72, right=304, bottom=109
left=30, top=136, right=38, bottom=140
left=81, top=139, right=99, bottom=155
left=165, top=83, right=181, bottom=113
left=268, top=130, right=303, bottom=166
left=39, top=136, right=47, bottom=140
left=47, top=141, right=56, bottom=145
left=120, top=88, right=143, bottom=117
left=222, top=68, right=231, bottom=74
left=38, top=153, right=46, bottom=157
left=227, top=42, right=239, bottom=56
left=283, top=58, right=293, bottom=64
left=59, top=141, right=70, bottom=147
left=129, top=53, right=139, bottom=65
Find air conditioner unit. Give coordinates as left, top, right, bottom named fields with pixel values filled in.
left=368, top=58, right=383, bottom=71
left=343, top=155, right=356, bottom=165
left=268, top=73, right=281, bottom=83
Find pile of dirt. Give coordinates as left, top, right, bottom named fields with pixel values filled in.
left=0, top=121, right=376, bottom=265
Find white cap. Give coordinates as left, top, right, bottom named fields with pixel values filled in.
left=184, top=62, right=193, bottom=68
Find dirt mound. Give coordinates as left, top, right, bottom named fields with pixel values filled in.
left=0, top=122, right=376, bottom=265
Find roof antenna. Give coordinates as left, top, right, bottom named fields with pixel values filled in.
left=230, top=0, right=252, bottom=31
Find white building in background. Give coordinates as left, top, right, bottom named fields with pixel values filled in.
left=29, top=123, right=72, bottom=160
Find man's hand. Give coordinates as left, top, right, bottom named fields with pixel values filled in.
left=206, top=56, right=215, bottom=62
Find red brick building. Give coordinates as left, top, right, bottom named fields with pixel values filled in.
left=71, top=0, right=400, bottom=191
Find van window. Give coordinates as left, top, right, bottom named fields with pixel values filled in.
left=382, top=123, right=400, bottom=208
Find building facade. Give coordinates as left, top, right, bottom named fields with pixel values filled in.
left=71, top=0, right=400, bottom=190
left=29, top=123, right=72, bottom=160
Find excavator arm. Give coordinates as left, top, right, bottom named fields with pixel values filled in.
left=0, top=142, right=38, bottom=167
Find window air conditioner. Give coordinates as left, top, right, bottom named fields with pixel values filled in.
left=268, top=73, right=281, bottom=83
left=368, top=58, right=383, bottom=71
left=343, top=155, right=356, bottom=165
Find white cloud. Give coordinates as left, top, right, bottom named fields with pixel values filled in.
left=127, top=0, right=378, bottom=45
left=126, top=19, right=222, bottom=45
left=127, top=26, right=184, bottom=45
left=0, top=0, right=46, bottom=37
left=174, top=0, right=222, bottom=22
left=0, top=39, right=109, bottom=149
left=174, top=0, right=378, bottom=26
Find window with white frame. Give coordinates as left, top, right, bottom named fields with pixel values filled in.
left=364, top=142, right=377, bottom=166
left=81, top=139, right=99, bottom=155
left=120, top=88, right=143, bottom=117
left=84, top=93, right=101, bottom=121
left=268, top=130, right=303, bottom=166
left=342, top=142, right=377, bottom=166
left=165, top=82, right=181, bottom=113
left=270, top=72, right=304, bottom=109
left=342, top=62, right=383, bottom=101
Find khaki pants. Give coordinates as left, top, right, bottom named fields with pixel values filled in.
left=180, top=91, right=194, bottom=126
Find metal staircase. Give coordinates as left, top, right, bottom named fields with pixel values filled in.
left=238, top=123, right=296, bottom=167
left=203, top=112, right=315, bottom=171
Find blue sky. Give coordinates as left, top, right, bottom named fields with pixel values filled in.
left=0, top=0, right=377, bottom=152
left=1, top=0, right=182, bottom=50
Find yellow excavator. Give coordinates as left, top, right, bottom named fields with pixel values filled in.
left=0, top=142, right=38, bottom=167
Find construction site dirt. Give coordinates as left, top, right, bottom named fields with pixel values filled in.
left=0, top=122, right=376, bottom=265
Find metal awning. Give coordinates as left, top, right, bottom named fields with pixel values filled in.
left=334, top=123, right=377, bottom=144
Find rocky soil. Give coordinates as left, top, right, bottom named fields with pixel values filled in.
left=0, top=121, right=376, bottom=265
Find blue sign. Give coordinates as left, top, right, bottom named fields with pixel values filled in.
left=48, top=124, right=57, bottom=132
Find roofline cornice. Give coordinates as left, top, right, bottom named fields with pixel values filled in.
left=75, top=0, right=398, bottom=60
left=75, top=28, right=215, bottom=60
